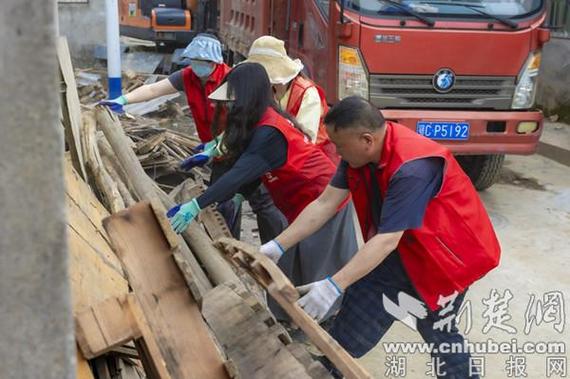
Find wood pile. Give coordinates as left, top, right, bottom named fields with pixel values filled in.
left=75, top=67, right=197, bottom=186
left=59, top=35, right=370, bottom=379
left=121, top=120, right=203, bottom=185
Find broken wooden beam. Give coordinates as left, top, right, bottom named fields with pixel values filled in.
left=203, top=282, right=332, bottom=379
left=214, top=238, right=373, bottom=379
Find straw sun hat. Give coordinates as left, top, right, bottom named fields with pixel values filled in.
left=244, top=36, right=304, bottom=85
left=209, top=36, right=304, bottom=101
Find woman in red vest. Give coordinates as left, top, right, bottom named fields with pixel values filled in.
left=167, top=63, right=359, bottom=320
left=267, top=96, right=500, bottom=378
left=99, top=33, right=249, bottom=235
left=244, top=36, right=339, bottom=164
left=99, top=33, right=230, bottom=145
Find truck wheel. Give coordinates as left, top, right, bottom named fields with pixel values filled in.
left=456, top=154, right=505, bottom=191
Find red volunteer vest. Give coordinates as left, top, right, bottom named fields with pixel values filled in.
left=257, top=108, right=338, bottom=223
left=347, top=122, right=501, bottom=311
left=286, top=76, right=340, bottom=165
left=182, top=63, right=230, bottom=142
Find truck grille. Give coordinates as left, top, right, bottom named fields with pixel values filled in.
left=369, top=75, right=516, bottom=110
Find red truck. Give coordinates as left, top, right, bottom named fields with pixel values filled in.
left=219, top=0, right=550, bottom=189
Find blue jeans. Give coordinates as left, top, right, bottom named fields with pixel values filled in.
left=326, top=251, right=478, bottom=379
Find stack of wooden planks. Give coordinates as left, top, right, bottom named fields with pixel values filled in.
left=122, top=120, right=202, bottom=182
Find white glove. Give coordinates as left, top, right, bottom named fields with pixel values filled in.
left=297, top=277, right=343, bottom=322
left=259, top=239, right=285, bottom=264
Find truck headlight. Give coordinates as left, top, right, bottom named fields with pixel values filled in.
left=338, top=46, right=369, bottom=100
left=512, top=51, right=541, bottom=109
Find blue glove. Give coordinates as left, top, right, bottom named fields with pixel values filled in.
left=192, top=143, right=206, bottom=154
left=191, top=137, right=219, bottom=153
left=179, top=153, right=212, bottom=171
left=99, top=95, right=127, bottom=114
left=168, top=199, right=201, bottom=234
left=180, top=135, right=223, bottom=171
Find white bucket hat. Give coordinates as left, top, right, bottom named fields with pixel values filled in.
left=181, top=33, right=223, bottom=64
left=243, top=36, right=303, bottom=85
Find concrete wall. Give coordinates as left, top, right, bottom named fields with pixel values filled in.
left=0, top=1, right=75, bottom=378
left=58, top=0, right=106, bottom=66
left=536, top=37, right=570, bottom=121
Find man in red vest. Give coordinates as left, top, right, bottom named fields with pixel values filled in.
left=266, top=96, right=500, bottom=378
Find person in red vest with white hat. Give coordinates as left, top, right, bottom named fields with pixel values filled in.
left=267, top=96, right=501, bottom=378
left=167, top=63, right=359, bottom=321
left=244, top=35, right=338, bottom=164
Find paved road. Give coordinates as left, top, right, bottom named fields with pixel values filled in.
left=360, top=149, right=570, bottom=378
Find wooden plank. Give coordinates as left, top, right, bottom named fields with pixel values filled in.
left=74, top=294, right=171, bottom=379
left=68, top=226, right=128, bottom=312
left=65, top=157, right=110, bottom=233
left=94, top=357, right=112, bottom=379
left=215, top=238, right=372, bottom=379
left=66, top=193, right=124, bottom=276
left=217, top=239, right=297, bottom=303
left=77, top=347, right=96, bottom=379
left=81, top=111, right=125, bottom=213
left=117, top=358, right=146, bottom=379
left=103, top=202, right=230, bottom=379
left=203, top=283, right=329, bottom=379
left=66, top=158, right=127, bottom=378
left=75, top=295, right=141, bottom=359
left=127, top=295, right=172, bottom=379
left=109, top=345, right=139, bottom=360
left=150, top=198, right=179, bottom=250
left=57, top=36, right=87, bottom=180
left=201, top=205, right=233, bottom=241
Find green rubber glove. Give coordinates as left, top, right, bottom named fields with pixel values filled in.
left=207, top=133, right=224, bottom=158
left=232, top=193, right=245, bottom=209
left=169, top=199, right=201, bottom=234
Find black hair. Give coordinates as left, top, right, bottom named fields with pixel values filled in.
left=324, top=96, right=384, bottom=132
left=211, top=62, right=305, bottom=164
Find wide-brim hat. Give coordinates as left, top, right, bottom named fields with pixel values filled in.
left=208, top=82, right=234, bottom=101
left=243, top=36, right=303, bottom=85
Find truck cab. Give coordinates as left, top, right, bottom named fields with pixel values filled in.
left=220, top=0, right=550, bottom=189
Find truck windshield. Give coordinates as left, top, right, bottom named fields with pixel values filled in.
left=343, top=0, right=543, bottom=19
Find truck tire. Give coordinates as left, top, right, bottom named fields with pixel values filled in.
left=456, top=154, right=505, bottom=191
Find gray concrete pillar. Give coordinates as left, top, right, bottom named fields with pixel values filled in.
left=0, top=1, right=75, bottom=378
